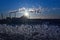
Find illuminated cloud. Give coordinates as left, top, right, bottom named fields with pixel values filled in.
left=8, top=6, right=46, bottom=14
left=8, top=7, right=60, bottom=19
left=8, top=7, right=60, bottom=14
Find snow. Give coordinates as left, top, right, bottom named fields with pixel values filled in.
left=0, top=23, right=60, bottom=40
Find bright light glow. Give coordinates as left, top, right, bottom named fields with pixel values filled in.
left=18, top=7, right=29, bottom=18
left=24, top=11, right=29, bottom=17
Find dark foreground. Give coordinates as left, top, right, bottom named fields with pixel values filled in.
left=0, top=19, right=60, bottom=40
left=0, top=19, right=60, bottom=25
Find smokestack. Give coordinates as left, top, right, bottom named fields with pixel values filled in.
left=1, top=13, right=3, bottom=19
left=15, top=13, right=16, bottom=18
left=9, top=13, right=11, bottom=18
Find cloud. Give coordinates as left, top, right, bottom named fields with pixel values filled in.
left=8, top=7, right=60, bottom=14
left=8, top=7, right=45, bottom=14
left=8, top=10, right=18, bottom=13
left=8, top=7, right=60, bottom=19
left=52, top=8, right=60, bottom=10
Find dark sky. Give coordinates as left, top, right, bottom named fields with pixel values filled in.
left=0, top=0, right=60, bottom=19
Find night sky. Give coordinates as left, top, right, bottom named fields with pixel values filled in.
left=0, top=0, right=60, bottom=19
